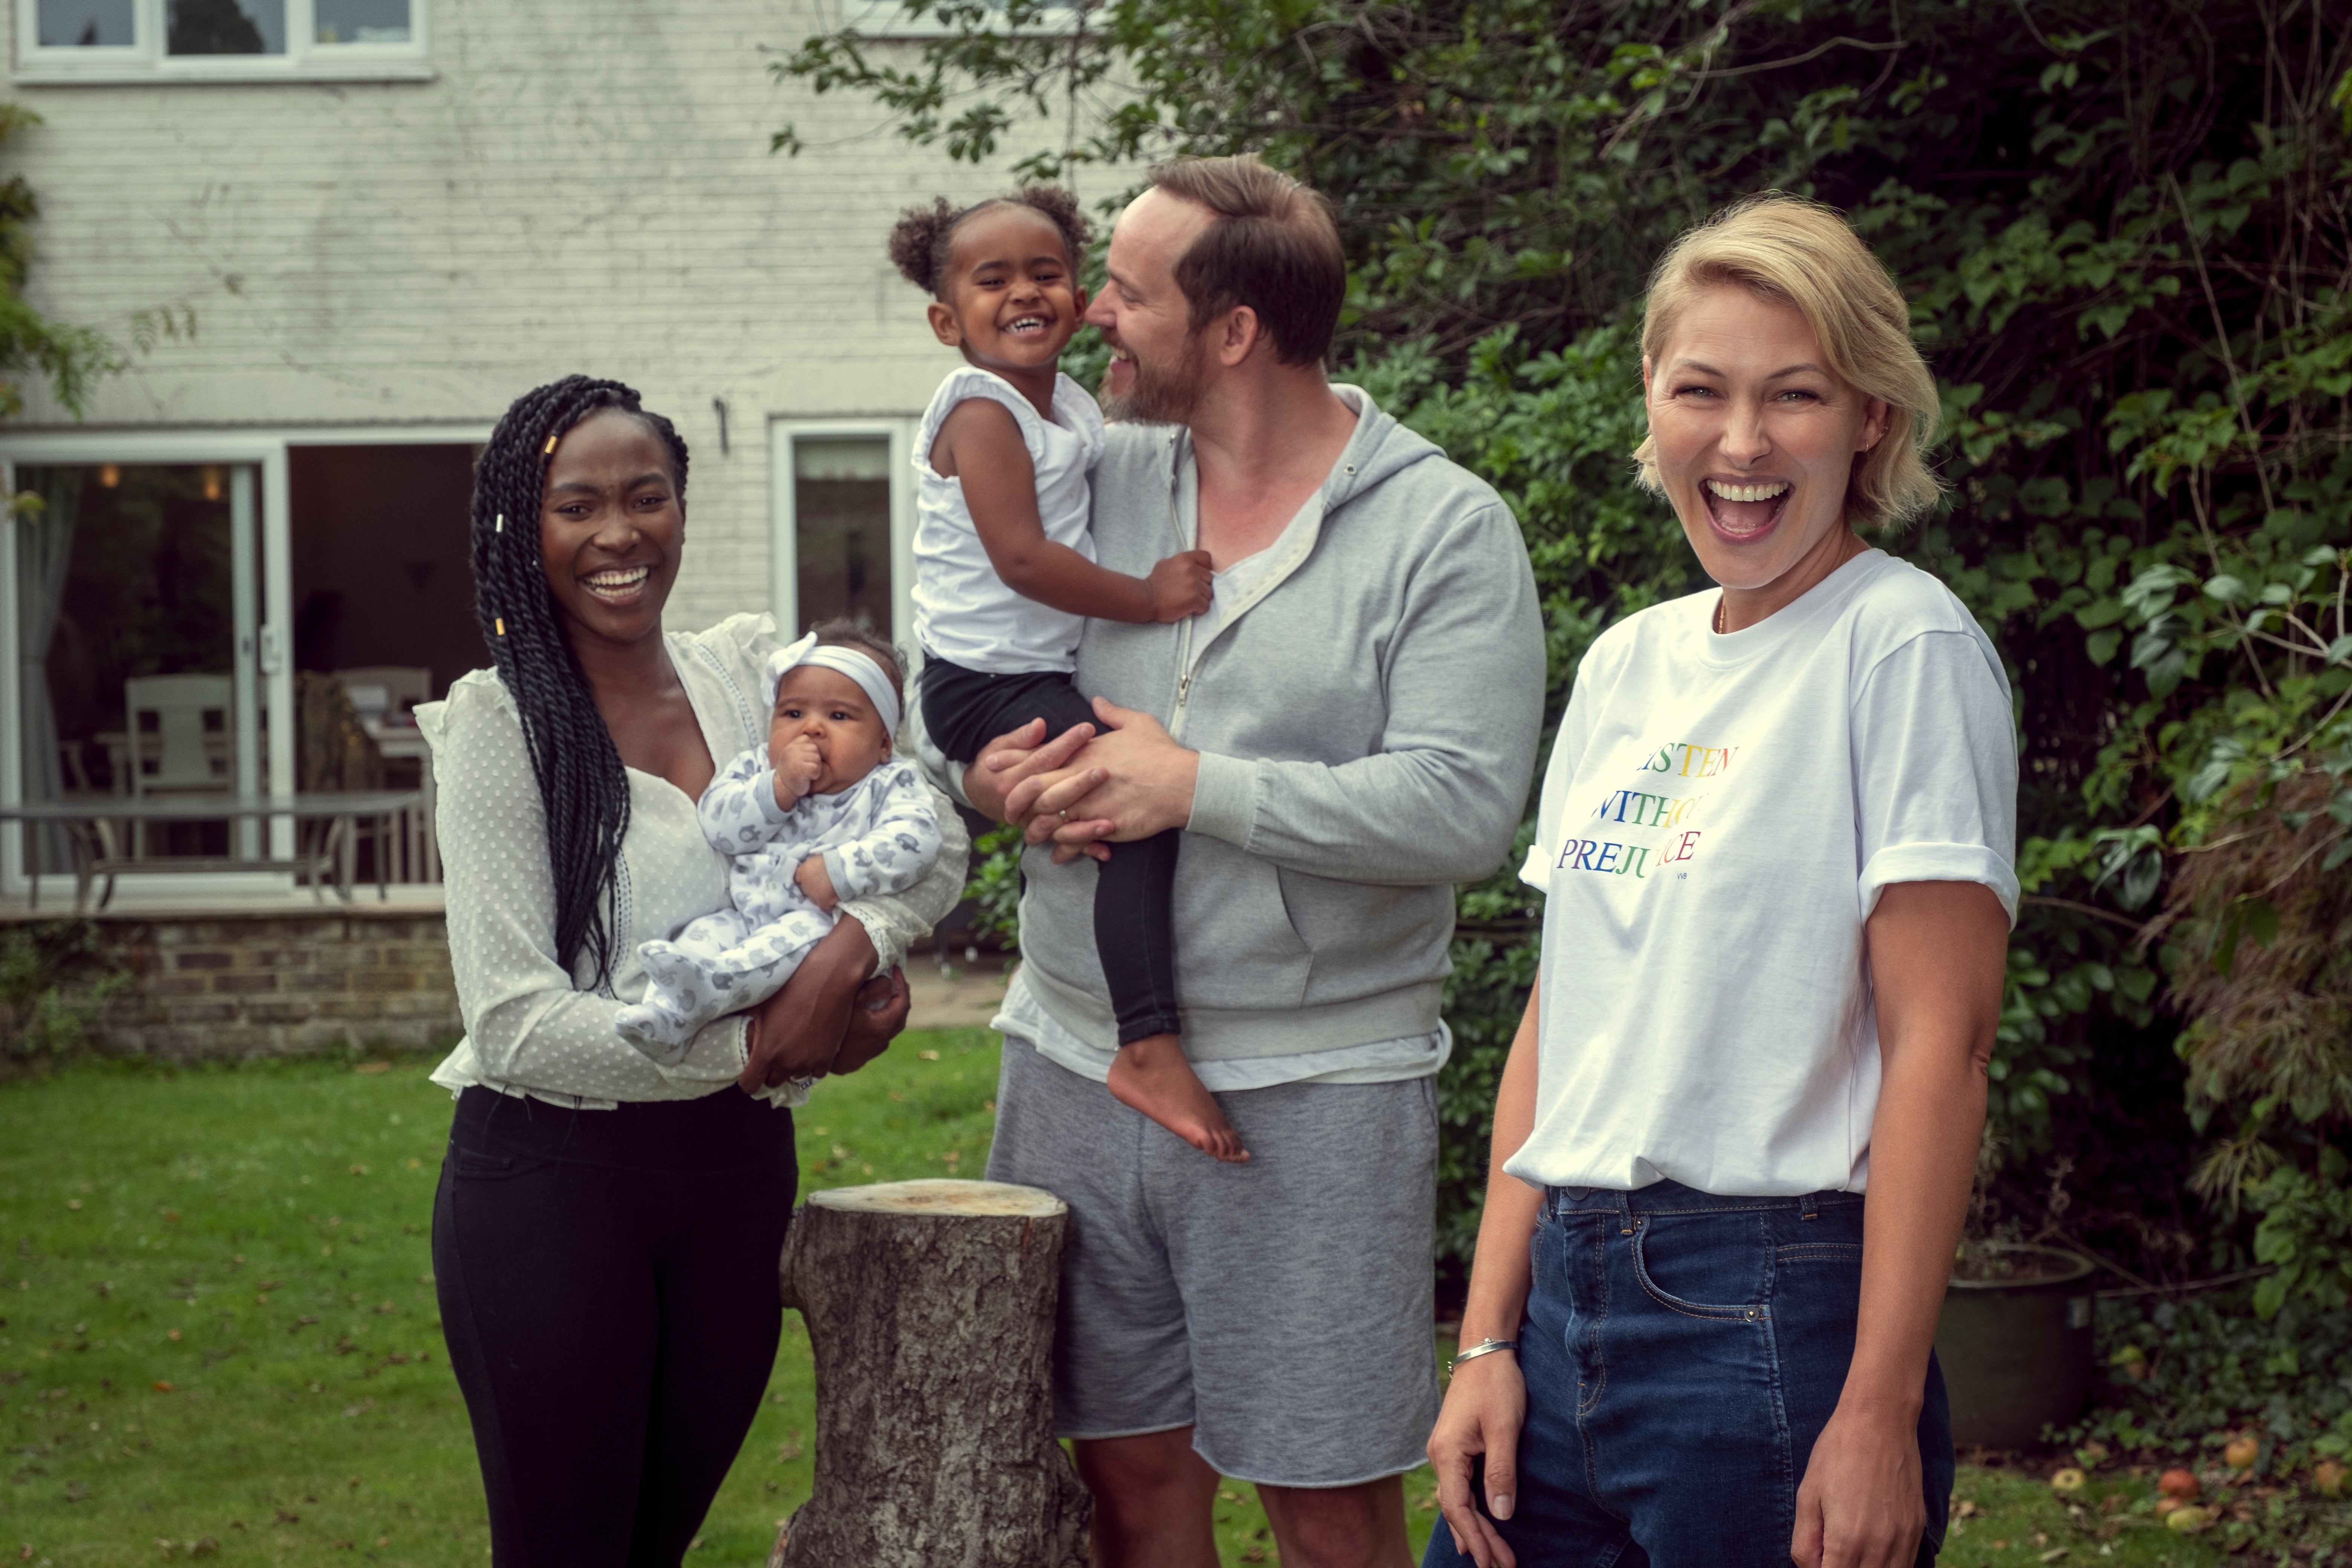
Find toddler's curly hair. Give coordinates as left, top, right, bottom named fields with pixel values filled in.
left=887, top=187, right=1091, bottom=299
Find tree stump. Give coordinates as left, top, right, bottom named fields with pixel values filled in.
left=769, top=1178, right=1090, bottom=1568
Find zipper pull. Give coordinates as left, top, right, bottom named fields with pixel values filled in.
left=1178, top=672, right=1191, bottom=704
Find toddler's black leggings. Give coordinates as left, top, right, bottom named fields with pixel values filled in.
left=433, top=1084, right=796, bottom=1568
left=923, top=655, right=1183, bottom=1044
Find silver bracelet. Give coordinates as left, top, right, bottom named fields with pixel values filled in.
left=1447, top=1338, right=1518, bottom=1375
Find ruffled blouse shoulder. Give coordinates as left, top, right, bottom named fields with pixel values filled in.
left=668, top=612, right=781, bottom=743
left=414, top=668, right=518, bottom=757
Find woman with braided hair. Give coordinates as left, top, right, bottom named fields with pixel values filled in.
left=421, top=374, right=968, bottom=1565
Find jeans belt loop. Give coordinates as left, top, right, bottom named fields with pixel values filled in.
left=1617, top=1188, right=1635, bottom=1236
left=1800, top=1191, right=1820, bottom=1222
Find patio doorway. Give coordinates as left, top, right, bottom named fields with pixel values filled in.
left=288, top=443, right=482, bottom=885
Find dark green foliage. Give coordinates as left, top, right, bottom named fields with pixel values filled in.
left=965, top=822, right=1026, bottom=954
left=0, top=920, right=129, bottom=1061
left=2069, top=1288, right=2352, bottom=1555
left=797, top=0, right=2352, bottom=1292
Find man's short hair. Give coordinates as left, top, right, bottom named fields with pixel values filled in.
left=1145, top=155, right=1345, bottom=368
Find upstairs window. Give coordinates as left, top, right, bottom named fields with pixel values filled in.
left=18, top=0, right=430, bottom=81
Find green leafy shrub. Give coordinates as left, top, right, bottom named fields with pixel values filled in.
left=965, top=823, right=1026, bottom=953
left=0, top=920, right=130, bottom=1062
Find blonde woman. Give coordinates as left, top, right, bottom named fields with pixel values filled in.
left=1424, top=195, right=2017, bottom=1568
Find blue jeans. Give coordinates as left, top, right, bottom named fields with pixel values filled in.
left=1423, top=1181, right=1951, bottom=1568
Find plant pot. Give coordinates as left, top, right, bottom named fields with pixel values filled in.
left=1933, top=1243, right=2097, bottom=1450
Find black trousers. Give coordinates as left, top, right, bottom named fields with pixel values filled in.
left=433, top=1085, right=796, bottom=1568
left=923, top=655, right=1183, bottom=1044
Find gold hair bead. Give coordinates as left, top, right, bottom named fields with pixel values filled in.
left=543, top=434, right=559, bottom=455
left=495, top=618, right=506, bottom=637
left=495, top=514, right=504, bottom=533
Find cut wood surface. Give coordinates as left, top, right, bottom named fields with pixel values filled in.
left=770, top=1178, right=1090, bottom=1568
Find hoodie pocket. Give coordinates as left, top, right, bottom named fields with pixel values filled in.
left=1169, top=840, right=1312, bottom=1009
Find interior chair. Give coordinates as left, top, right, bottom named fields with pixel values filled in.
left=298, top=672, right=390, bottom=886
left=122, top=673, right=234, bottom=858
left=330, top=666, right=432, bottom=725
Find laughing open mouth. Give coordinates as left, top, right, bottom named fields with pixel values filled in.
left=1703, top=478, right=1792, bottom=539
left=583, top=565, right=651, bottom=602
left=1006, top=315, right=1050, bottom=336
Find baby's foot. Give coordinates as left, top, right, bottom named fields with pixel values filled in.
left=638, top=941, right=698, bottom=996
left=1107, top=1035, right=1248, bottom=1164
left=614, top=998, right=692, bottom=1060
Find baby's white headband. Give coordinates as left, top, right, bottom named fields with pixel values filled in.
left=766, top=631, right=902, bottom=735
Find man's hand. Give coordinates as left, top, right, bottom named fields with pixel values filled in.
left=1004, top=698, right=1198, bottom=862
left=1146, top=550, right=1214, bottom=622
left=738, top=917, right=877, bottom=1090
left=960, top=717, right=1097, bottom=824
left=775, top=737, right=823, bottom=806
left=794, top=854, right=839, bottom=911
left=1790, top=1400, right=1926, bottom=1568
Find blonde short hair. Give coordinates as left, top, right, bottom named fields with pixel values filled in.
left=1632, top=193, right=1943, bottom=529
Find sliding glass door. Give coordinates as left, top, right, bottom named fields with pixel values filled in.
left=15, top=462, right=266, bottom=868
left=0, top=438, right=292, bottom=894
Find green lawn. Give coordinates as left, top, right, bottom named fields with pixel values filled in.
left=1943, top=1467, right=2227, bottom=1566
left=0, top=1035, right=2214, bottom=1566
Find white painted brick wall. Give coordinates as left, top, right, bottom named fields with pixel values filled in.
left=9, top=0, right=1110, bottom=630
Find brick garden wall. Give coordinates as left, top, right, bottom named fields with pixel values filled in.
left=92, top=911, right=461, bottom=1061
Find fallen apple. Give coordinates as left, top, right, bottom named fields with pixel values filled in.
left=2049, top=1468, right=2087, bottom=1495
left=2158, top=1468, right=2200, bottom=1499
left=2315, top=1459, right=2347, bottom=1498
left=2165, top=1505, right=2214, bottom=1533
left=2223, top=1435, right=2260, bottom=1470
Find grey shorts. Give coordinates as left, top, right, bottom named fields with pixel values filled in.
left=984, top=1035, right=1441, bottom=1488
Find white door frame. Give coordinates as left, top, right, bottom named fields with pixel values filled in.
left=768, top=418, right=918, bottom=659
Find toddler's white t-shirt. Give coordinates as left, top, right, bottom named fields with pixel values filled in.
left=911, top=365, right=1107, bottom=674
left=1505, top=549, right=2018, bottom=1198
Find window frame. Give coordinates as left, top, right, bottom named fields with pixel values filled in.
left=15, top=0, right=433, bottom=84
left=769, top=417, right=918, bottom=661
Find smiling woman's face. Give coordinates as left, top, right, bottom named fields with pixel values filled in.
left=538, top=408, right=682, bottom=652
left=1643, top=284, right=1888, bottom=603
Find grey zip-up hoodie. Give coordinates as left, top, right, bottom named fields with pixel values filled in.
left=945, top=386, right=1544, bottom=1063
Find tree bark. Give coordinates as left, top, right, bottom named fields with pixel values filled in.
left=770, top=1178, right=1090, bottom=1568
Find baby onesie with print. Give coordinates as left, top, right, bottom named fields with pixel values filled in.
left=614, top=749, right=943, bottom=1063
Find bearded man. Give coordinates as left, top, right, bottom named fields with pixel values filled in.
left=916, top=154, right=1544, bottom=1568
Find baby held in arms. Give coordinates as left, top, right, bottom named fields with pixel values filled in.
left=614, top=624, right=942, bottom=1063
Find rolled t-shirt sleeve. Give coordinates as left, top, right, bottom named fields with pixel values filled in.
left=1851, top=629, right=2020, bottom=924
left=1518, top=683, right=1592, bottom=892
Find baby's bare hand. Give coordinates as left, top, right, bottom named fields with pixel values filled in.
left=776, top=737, right=824, bottom=802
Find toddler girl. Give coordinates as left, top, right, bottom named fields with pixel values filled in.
left=614, top=624, right=940, bottom=1062
left=891, top=186, right=1243, bottom=1163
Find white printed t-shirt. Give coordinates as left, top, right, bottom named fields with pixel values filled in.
left=911, top=365, right=1107, bottom=674
left=1505, top=549, right=2019, bottom=1197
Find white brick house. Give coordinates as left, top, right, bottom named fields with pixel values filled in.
left=2, top=0, right=1068, bottom=893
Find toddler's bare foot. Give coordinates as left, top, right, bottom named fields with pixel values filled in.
left=1108, top=1035, right=1248, bottom=1163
